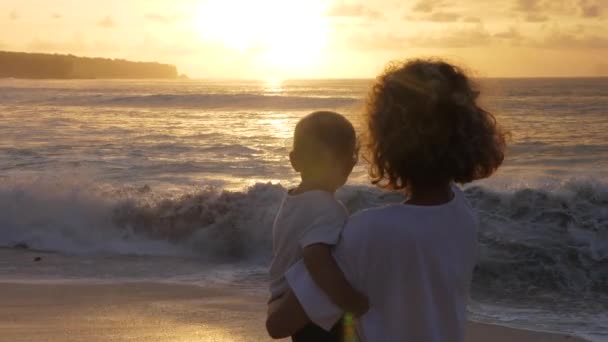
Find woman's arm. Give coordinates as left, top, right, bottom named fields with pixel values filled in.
left=266, top=290, right=310, bottom=339
left=302, top=243, right=368, bottom=316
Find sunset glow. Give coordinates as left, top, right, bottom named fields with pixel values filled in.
left=1, top=1, right=607, bottom=341
left=0, top=0, right=607, bottom=78
left=194, top=0, right=328, bottom=75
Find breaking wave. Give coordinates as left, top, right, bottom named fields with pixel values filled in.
left=0, top=178, right=606, bottom=295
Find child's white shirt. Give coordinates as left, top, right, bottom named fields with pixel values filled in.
left=286, top=185, right=478, bottom=342
left=268, top=190, right=348, bottom=301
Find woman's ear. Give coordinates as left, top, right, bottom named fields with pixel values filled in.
left=290, top=151, right=300, bottom=172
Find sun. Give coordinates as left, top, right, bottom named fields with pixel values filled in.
left=194, top=0, right=329, bottom=76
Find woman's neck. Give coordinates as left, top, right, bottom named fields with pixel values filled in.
left=405, top=182, right=453, bottom=206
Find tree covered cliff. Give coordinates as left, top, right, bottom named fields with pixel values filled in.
left=0, top=51, right=178, bottom=79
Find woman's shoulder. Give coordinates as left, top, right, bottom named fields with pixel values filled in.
left=345, top=185, right=473, bottom=230
left=346, top=204, right=404, bottom=229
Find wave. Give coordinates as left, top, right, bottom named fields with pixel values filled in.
left=39, top=93, right=361, bottom=110
left=469, top=181, right=608, bottom=296
left=0, top=179, right=284, bottom=259
left=509, top=142, right=608, bottom=158
left=0, top=178, right=606, bottom=295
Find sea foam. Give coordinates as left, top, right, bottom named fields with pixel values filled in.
left=1, top=177, right=606, bottom=296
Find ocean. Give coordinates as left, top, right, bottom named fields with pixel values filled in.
left=0, top=78, right=606, bottom=340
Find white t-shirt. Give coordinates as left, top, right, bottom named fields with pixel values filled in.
left=286, top=185, right=478, bottom=342
left=268, top=190, right=348, bottom=301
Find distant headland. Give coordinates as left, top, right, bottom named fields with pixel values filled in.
left=0, top=51, right=180, bottom=79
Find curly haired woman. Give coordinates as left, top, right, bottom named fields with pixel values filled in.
left=266, top=59, right=507, bottom=342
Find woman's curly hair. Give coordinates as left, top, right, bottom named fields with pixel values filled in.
left=365, top=59, right=506, bottom=190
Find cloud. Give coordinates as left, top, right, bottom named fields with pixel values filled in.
left=411, top=0, right=444, bottom=13
left=494, top=27, right=523, bottom=40
left=515, top=0, right=542, bottom=12
left=525, top=13, right=549, bottom=22
left=409, top=26, right=492, bottom=48
left=373, top=24, right=604, bottom=50
left=327, top=3, right=385, bottom=20
left=426, top=11, right=461, bottom=22
left=463, top=16, right=481, bottom=23
left=52, top=13, right=63, bottom=19
left=540, top=30, right=608, bottom=48
left=579, top=0, right=602, bottom=17
left=405, top=11, right=461, bottom=22
left=514, top=0, right=550, bottom=21
left=346, top=33, right=409, bottom=51
left=513, top=0, right=604, bottom=21
left=97, top=15, right=116, bottom=28
left=406, top=1, right=462, bottom=22
left=9, top=10, right=19, bottom=20
left=349, top=25, right=501, bottom=50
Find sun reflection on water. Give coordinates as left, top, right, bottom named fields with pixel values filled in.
left=264, top=78, right=284, bottom=94
left=258, top=116, right=292, bottom=139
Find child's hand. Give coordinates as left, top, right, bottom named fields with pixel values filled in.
left=346, top=292, right=369, bottom=317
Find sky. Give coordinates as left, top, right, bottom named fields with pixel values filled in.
left=1, top=0, right=607, bottom=79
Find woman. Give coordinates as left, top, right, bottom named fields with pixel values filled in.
left=266, top=59, right=506, bottom=342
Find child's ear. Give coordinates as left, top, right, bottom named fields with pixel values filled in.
left=289, top=151, right=300, bottom=172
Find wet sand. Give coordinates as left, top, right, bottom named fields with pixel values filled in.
left=0, top=282, right=586, bottom=342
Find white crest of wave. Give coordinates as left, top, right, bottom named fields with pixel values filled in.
left=0, top=176, right=284, bottom=258
left=1, top=175, right=606, bottom=295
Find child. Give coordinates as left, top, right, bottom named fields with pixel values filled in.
left=265, top=60, right=506, bottom=341
left=268, top=111, right=368, bottom=342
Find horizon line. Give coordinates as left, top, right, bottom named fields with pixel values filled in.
left=2, top=76, right=608, bottom=82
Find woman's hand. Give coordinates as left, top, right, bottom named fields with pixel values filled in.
left=348, top=291, right=369, bottom=317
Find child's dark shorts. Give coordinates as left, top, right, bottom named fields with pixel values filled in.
left=291, top=320, right=342, bottom=342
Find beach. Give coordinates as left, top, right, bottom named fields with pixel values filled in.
left=2, top=0, right=608, bottom=338
left=0, top=281, right=586, bottom=342
left=1, top=78, right=606, bottom=340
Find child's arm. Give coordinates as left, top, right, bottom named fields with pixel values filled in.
left=302, top=243, right=369, bottom=316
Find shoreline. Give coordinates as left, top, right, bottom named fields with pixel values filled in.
left=0, top=281, right=587, bottom=342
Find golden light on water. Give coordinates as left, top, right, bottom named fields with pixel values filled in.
left=260, top=116, right=292, bottom=138
left=264, top=77, right=284, bottom=93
